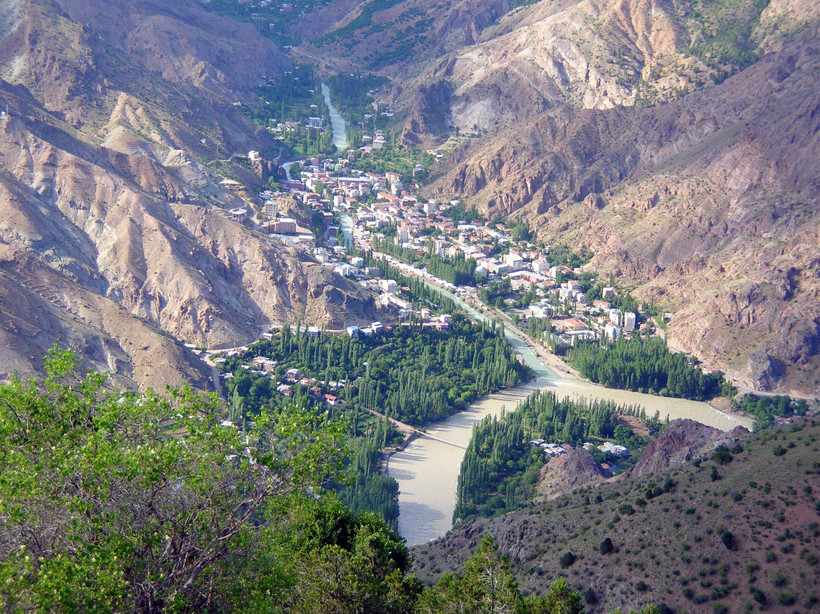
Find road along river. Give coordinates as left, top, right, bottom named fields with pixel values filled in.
left=388, top=284, right=754, bottom=545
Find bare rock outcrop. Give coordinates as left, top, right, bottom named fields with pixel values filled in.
left=626, top=419, right=729, bottom=478
left=536, top=448, right=612, bottom=499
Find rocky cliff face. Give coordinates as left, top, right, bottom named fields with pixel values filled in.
left=415, top=0, right=820, bottom=394
left=0, top=0, right=378, bottom=389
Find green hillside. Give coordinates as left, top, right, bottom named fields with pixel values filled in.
left=413, top=419, right=820, bottom=613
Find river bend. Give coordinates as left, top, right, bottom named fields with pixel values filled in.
left=389, top=284, right=753, bottom=545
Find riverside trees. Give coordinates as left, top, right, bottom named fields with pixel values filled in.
left=568, top=337, right=729, bottom=401
left=224, top=315, right=532, bottom=427
left=222, top=317, right=532, bottom=523
left=454, top=391, right=655, bottom=521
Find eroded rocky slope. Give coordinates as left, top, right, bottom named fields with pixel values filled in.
left=412, top=0, right=820, bottom=394
left=426, top=35, right=819, bottom=393
left=0, top=0, right=378, bottom=388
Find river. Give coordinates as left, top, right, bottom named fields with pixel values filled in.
left=311, top=105, right=752, bottom=546
left=281, top=82, right=348, bottom=182
left=388, top=281, right=754, bottom=545
left=321, top=83, right=349, bottom=154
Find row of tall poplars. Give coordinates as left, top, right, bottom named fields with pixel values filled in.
left=568, top=337, right=730, bottom=400
left=455, top=390, right=661, bottom=521
left=224, top=316, right=531, bottom=425
left=222, top=316, right=532, bottom=523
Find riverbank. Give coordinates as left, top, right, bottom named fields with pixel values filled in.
left=533, top=344, right=578, bottom=379
left=454, top=289, right=756, bottom=428
left=283, top=93, right=755, bottom=544
left=487, top=304, right=580, bottom=380
left=368, top=253, right=754, bottom=428
left=388, top=379, right=548, bottom=544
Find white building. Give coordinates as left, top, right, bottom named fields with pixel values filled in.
left=532, top=259, right=550, bottom=275
left=505, top=253, right=525, bottom=271
left=623, top=312, right=637, bottom=332
left=598, top=442, right=628, bottom=457
left=334, top=264, right=357, bottom=277
left=530, top=304, right=549, bottom=318
left=493, top=261, right=510, bottom=275
left=566, top=330, right=598, bottom=346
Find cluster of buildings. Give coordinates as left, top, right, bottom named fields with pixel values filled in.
left=529, top=439, right=629, bottom=459
left=223, top=149, right=663, bottom=358
left=591, top=441, right=629, bottom=457
left=242, top=156, right=463, bottom=324
left=530, top=440, right=573, bottom=457
left=218, top=352, right=350, bottom=405
left=549, top=304, right=640, bottom=348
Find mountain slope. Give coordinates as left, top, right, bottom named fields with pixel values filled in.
left=0, top=0, right=378, bottom=388
left=425, top=34, right=819, bottom=394
left=295, top=0, right=526, bottom=75
left=413, top=420, right=820, bottom=613
left=409, top=0, right=820, bottom=394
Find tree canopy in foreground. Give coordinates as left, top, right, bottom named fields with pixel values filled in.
left=0, top=349, right=670, bottom=613
left=0, top=348, right=416, bottom=612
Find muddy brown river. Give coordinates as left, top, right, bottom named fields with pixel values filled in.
left=388, top=287, right=754, bottom=545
